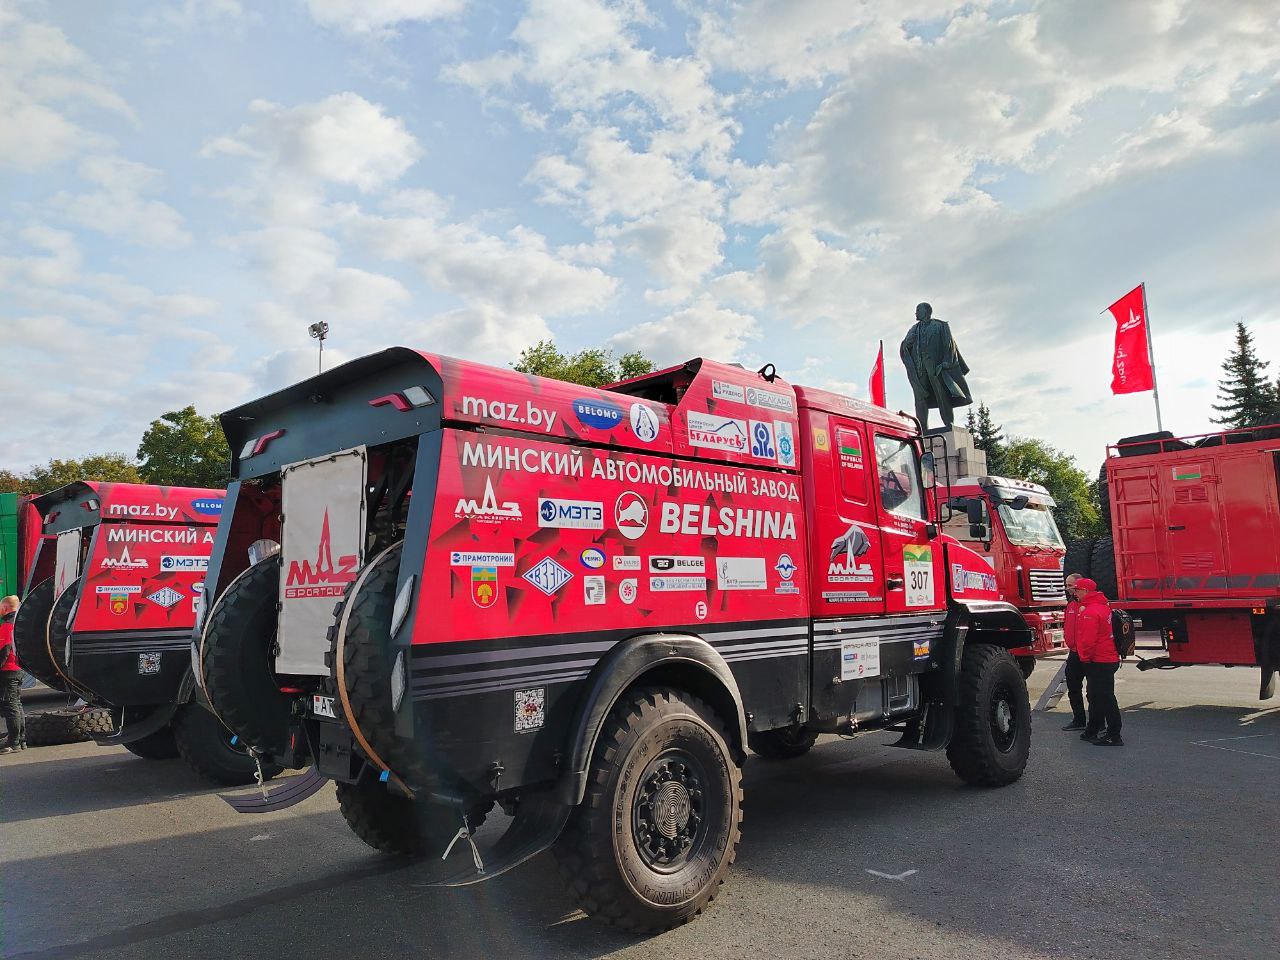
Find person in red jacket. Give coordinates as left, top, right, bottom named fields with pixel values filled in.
left=1073, top=578, right=1122, bottom=747
left=0, top=595, right=25, bottom=754
left=1060, top=572, right=1087, bottom=731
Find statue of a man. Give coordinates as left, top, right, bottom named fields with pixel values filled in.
left=899, top=302, right=972, bottom=431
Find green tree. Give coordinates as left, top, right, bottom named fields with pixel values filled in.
left=513, top=341, right=655, bottom=387
left=0, top=470, right=25, bottom=494
left=1212, top=321, right=1276, bottom=428
left=136, top=406, right=230, bottom=488
left=965, top=401, right=1005, bottom=474
left=23, top=454, right=142, bottom=493
left=998, top=437, right=1103, bottom=542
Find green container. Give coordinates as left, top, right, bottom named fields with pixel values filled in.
left=0, top=492, right=17, bottom=598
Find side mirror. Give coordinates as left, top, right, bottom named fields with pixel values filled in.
left=920, top=452, right=936, bottom=489
left=1008, top=494, right=1030, bottom=510
left=925, top=522, right=939, bottom=539
left=969, top=522, right=989, bottom=540
left=965, top=500, right=985, bottom=525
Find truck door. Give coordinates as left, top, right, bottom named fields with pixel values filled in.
left=870, top=431, right=944, bottom=616
left=1161, top=458, right=1228, bottom=596
left=807, top=413, right=886, bottom=617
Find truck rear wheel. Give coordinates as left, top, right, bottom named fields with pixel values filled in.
left=554, top=687, right=743, bottom=933
left=171, top=703, right=281, bottom=787
left=123, top=725, right=180, bottom=760
left=1063, top=538, right=1093, bottom=579
left=947, top=644, right=1030, bottom=787
left=748, top=726, right=818, bottom=760
left=201, top=556, right=294, bottom=758
left=12, top=579, right=72, bottom=694
left=1090, top=537, right=1118, bottom=601
left=336, top=778, right=484, bottom=856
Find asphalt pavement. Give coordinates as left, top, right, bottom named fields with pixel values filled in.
left=2, top=661, right=1277, bottom=960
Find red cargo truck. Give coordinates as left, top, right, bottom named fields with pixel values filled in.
left=200, top=351, right=1036, bottom=932
left=13, top=481, right=276, bottom=781
left=1098, top=427, right=1280, bottom=699
left=943, top=476, right=1068, bottom=678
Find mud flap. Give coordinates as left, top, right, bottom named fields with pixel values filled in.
left=219, top=767, right=330, bottom=814
left=94, top=669, right=195, bottom=747
left=892, top=701, right=953, bottom=751
left=428, top=789, right=572, bottom=888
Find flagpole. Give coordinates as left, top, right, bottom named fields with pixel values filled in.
left=1140, top=283, right=1164, bottom=432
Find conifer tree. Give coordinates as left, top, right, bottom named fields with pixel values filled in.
left=965, top=402, right=1005, bottom=473
left=1212, top=322, right=1276, bottom=428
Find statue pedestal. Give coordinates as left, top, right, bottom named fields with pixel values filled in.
left=925, top=426, right=988, bottom=480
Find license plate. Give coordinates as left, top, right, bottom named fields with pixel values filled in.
left=1046, top=629, right=1065, bottom=648
left=312, top=695, right=337, bottom=719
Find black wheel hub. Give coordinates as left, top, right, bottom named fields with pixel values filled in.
left=990, top=682, right=1017, bottom=752
left=632, top=750, right=706, bottom=872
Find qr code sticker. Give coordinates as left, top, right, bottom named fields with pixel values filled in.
left=137, top=652, right=162, bottom=675
left=514, top=687, right=545, bottom=733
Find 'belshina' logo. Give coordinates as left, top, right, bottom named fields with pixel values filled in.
left=455, top=477, right=522, bottom=523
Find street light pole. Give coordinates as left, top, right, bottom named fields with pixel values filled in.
left=308, top=321, right=329, bottom=375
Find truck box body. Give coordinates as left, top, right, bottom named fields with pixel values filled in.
left=1107, top=428, right=1280, bottom=676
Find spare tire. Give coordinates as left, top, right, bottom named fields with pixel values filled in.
left=12, top=579, right=72, bottom=694
left=25, top=706, right=114, bottom=747
left=200, top=555, right=294, bottom=759
left=1090, top=536, right=1118, bottom=600
left=1097, top=462, right=1111, bottom=531
left=1063, top=538, right=1093, bottom=580
left=46, top=577, right=96, bottom=700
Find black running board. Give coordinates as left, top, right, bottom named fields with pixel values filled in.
left=220, top=767, right=329, bottom=813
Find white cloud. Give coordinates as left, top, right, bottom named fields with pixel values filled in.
left=304, top=0, right=466, bottom=36
left=204, top=93, right=422, bottom=194
left=610, top=298, right=760, bottom=366
left=50, top=155, right=190, bottom=247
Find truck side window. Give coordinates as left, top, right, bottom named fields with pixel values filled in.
left=835, top=427, right=868, bottom=503
left=874, top=434, right=925, bottom=521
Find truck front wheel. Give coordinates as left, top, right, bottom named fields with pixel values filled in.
left=554, top=687, right=743, bottom=933
left=946, top=644, right=1030, bottom=787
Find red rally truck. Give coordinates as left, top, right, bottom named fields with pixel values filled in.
left=943, top=476, right=1068, bottom=678
left=1099, top=427, right=1280, bottom=699
left=13, top=481, right=275, bottom=782
left=199, top=351, right=1035, bottom=932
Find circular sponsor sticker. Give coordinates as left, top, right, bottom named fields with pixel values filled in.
left=629, top=403, right=660, bottom=443
left=694, top=600, right=708, bottom=620
left=614, top=491, right=649, bottom=540
left=619, top=578, right=637, bottom=605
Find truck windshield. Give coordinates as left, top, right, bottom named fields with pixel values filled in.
left=996, top=502, right=1064, bottom=547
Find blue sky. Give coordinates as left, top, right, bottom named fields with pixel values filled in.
left=3, top=0, right=1279, bottom=475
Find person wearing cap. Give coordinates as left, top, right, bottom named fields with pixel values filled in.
left=1073, top=577, right=1123, bottom=747
left=0, top=595, right=25, bottom=754
left=1060, top=572, right=1087, bottom=731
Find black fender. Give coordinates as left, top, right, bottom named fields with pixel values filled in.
left=559, top=633, right=748, bottom=805
left=935, top=601, right=1032, bottom=706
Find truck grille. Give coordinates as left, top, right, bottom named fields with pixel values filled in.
left=1028, top=569, right=1065, bottom=602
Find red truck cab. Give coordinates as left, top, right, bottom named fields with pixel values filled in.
left=943, top=476, right=1067, bottom=676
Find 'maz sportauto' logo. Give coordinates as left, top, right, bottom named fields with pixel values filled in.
left=284, top=511, right=357, bottom=599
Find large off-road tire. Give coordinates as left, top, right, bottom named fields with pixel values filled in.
left=25, top=707, right=114, bottom=747
left=748, top=726, right=818, bottom=760
left=327, top=542, right=409, bottom=774
left=171, top=702, right=282, bottom=786
left=123, top=725, right=180, bottom=760
left=946, top=644, right=1031, bottom=788
left=1090, top=536, right=1118, bottom=601
left=553, top=687, right=743, bottom=933
left=1063, top=538, right=1093, bottom=580
left=201, top=556, right=293, bottom=758
left=12, top=578, right=72, bottom=694
left=1097, top=462, right=1112, bottom=531
left=336, top=777, right=484, bottom=856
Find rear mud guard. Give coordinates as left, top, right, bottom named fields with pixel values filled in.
left=93, top=668, right=196, bottom=747
left=427, top=789, right=573, bottom=887
left=220, top=767, right=330, bottom=814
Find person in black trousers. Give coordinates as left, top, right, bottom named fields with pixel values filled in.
left=1074, top=578, right=1123, bottom=747
left=0, top=595, right=26, bottom=754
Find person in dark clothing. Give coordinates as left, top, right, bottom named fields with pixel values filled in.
left=1060, top=573, right=1087, bottom=731
left=0, top=595, right=26, bottom=754
left=1073, top=578, right=1123, bottom=747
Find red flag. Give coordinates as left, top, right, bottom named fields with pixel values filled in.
left=1108, top=285, right=1154, bottom=394
left=869, top=341, right=886, bottom=407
